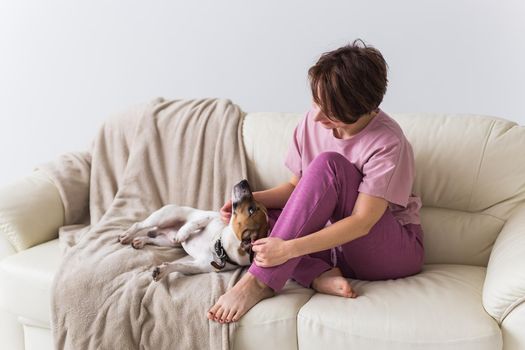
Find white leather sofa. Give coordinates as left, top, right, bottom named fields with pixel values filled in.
left=1, top=110, right=525, bottom=350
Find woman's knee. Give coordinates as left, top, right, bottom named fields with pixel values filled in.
left=309, top=152, right=360, bottom=177
left=313, top=151, right=347, bottom=165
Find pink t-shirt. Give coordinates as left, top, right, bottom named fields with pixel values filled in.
left=285, top=108, right=422, bottom=226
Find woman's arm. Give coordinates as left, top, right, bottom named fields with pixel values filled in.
left=253, top=175, right=300, bottom=209
left=289, top=192, right=388, bottom=258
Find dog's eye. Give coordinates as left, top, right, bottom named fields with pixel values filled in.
left=248, top=206, right=256, bottom=215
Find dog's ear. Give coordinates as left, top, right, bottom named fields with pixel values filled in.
left=256, top=203, right=269, bottom=239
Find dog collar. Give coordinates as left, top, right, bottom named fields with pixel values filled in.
left=211, top=237, right=238, bottom=270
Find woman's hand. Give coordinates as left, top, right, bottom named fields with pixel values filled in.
left=220, top=199, right=232, bottom=224
left=251, top=237, right=294, bottom=267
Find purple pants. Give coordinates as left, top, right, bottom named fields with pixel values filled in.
left=248, top=152, right=425, bottom=293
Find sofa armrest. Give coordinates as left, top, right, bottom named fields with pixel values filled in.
left=0, top=170, right=64, bottom=257
left=483, top=203, right=525, bottom=323
left=501, top=301, right=525, bottom=350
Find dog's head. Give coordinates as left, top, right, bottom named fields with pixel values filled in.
left=230, top=179, right=269, bottom=257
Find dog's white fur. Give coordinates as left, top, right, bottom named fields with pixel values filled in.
left=119, top=205, right=253, bottom=280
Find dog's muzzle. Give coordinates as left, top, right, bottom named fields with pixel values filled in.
left=240, top=239, right=256, bottom=263
left=240, top=239, right=252, bottom=251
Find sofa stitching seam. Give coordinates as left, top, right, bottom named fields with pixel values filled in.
left=422, top=205, right=505, bottom=222
left=0, top=213, right=19, bottom=252
left=500, top=295, right=525, bottom=323
left=467, top=120, right=496, bottom=212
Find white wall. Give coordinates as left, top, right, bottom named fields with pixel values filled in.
left=1, top=0, right=524, bottom=186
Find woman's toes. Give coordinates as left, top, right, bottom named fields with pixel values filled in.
left=342, top=282, right=355, bottom=297
left=216, top=307, right=224, bottom=319
left=208, top=304, right=220, bottom=319
left=226, top=308, right=237, bottom=323
left=215, top=307, right=225, bottom=321
left=345, top=285, right=357, bottom=298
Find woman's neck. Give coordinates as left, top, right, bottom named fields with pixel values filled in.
left=333, top=109, right=379, bottom=140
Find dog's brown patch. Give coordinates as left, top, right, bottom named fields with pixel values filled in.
left=231, top=198, right=269, bottom=255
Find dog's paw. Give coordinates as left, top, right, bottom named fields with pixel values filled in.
left=172, top=231, right=190, bottom=243
left=119, top=225, right=138, bottom=244
left=131, top=237, right=147, bottom=249
left=119, top=233, right=132, bottom=244
left=152, top=262, right=170, bottom=281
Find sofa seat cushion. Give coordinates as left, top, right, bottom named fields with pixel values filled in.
left=0, top=239, right=315, bottom=350
left=297, top=264, right=502, bottom=350
left=233, top=280, right=314, bottom=349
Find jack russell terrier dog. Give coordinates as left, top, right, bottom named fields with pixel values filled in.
left=118, top=179, right=269, bottom=281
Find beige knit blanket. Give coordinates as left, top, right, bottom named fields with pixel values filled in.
left=37, top=98, right=249, bottom=350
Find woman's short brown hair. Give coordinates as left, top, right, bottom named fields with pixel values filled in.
left=308, top=39, right=388, bottom=124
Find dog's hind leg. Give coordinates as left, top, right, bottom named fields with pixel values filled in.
left=171, top=216, right=215, bottom=243
left=131, top=233, right=177, bottom=249
left=152, top=256, right=214, bottom=280
left=120, top=222, right=160, bottom=244
left=119, top=213, right=165, bottom=244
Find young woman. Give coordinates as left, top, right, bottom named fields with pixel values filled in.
left=207, top=39, right=424, bottom=324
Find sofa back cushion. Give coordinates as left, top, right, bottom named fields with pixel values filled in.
left=242, top=112, right=525, bottom=267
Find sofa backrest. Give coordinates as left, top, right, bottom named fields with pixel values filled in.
left=242, top=112, right=525, bottom=267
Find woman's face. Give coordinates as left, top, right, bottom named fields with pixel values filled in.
left=312, top=101, right=345, bottom=129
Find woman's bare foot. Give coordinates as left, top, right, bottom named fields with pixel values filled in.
left=312, top=267, right=357, bottom=298
left=207, top=271, right=275, bottom=323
